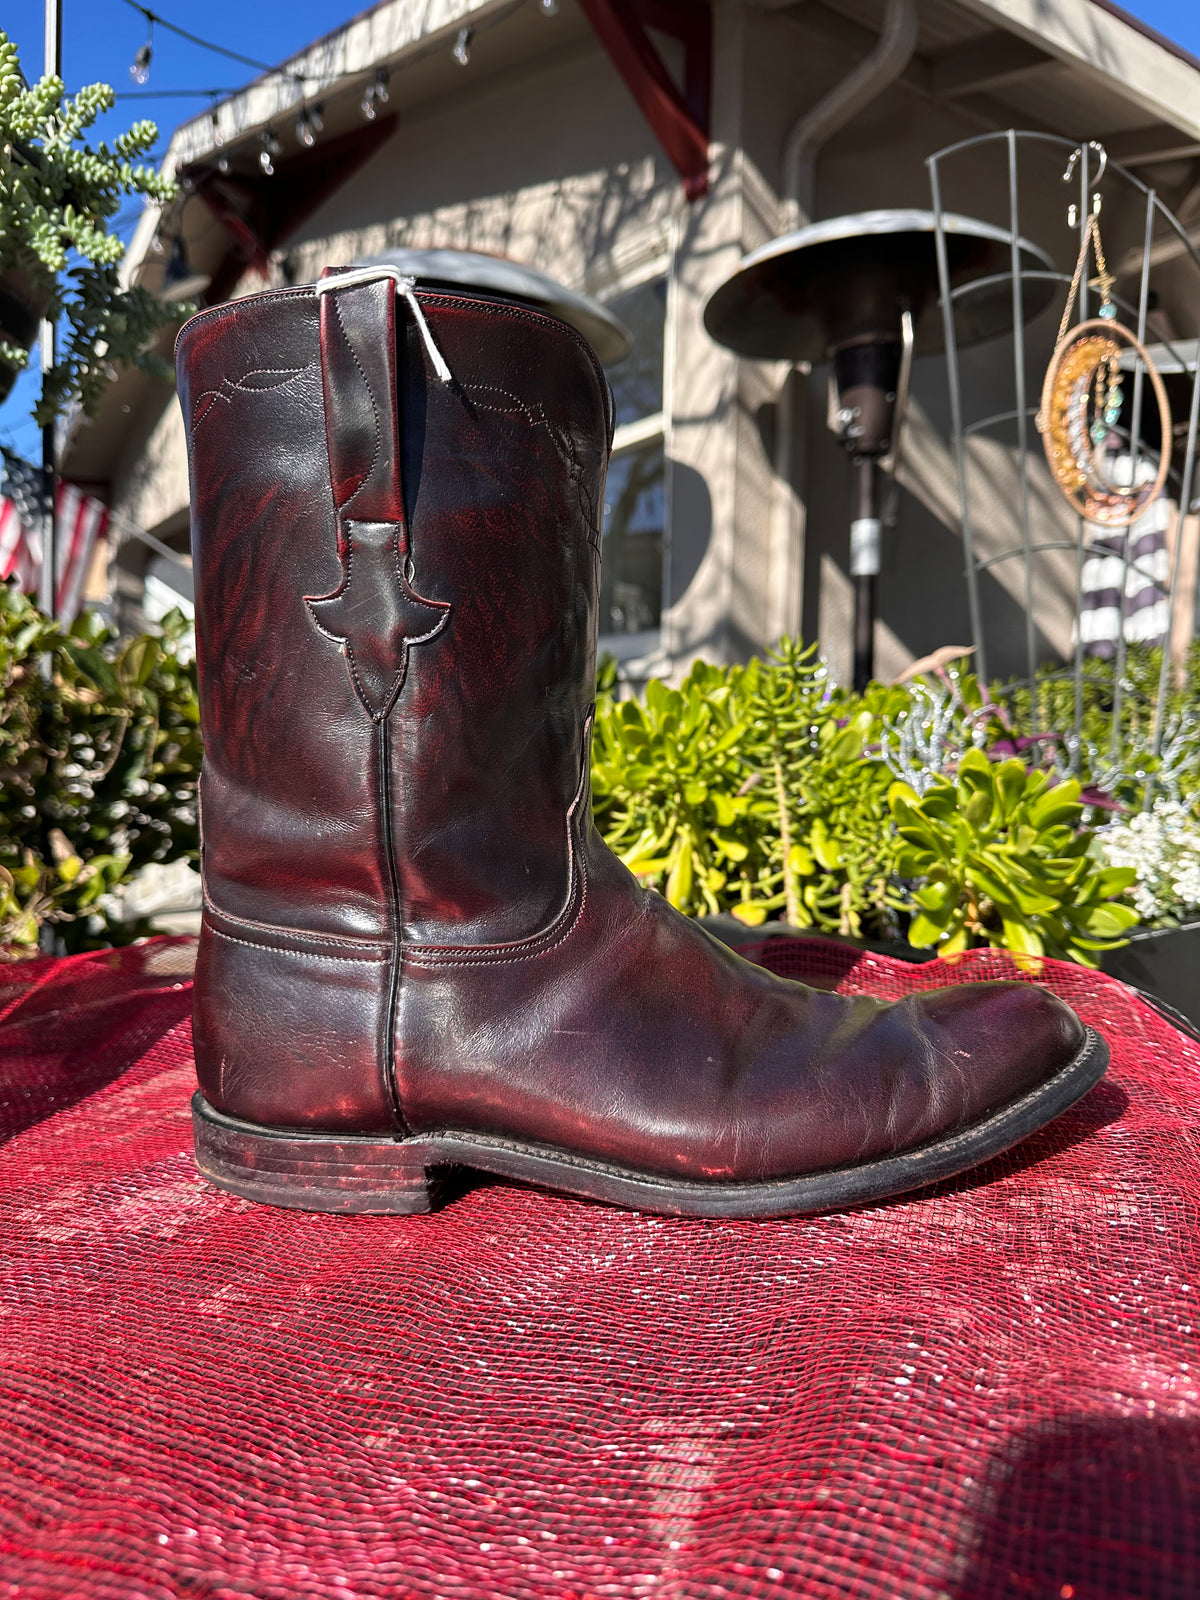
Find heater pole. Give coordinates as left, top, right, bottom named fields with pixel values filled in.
left=850, top=454, right=881, bottom=691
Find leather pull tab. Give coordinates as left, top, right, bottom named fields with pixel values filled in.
left=306, top=268, right=450, bottom=722
left=317, top=271, right=403, bottom=522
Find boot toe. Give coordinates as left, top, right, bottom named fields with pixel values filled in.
left=905, top=978, right=1089, bottom=1128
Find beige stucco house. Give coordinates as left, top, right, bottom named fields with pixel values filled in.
left=66, top=0, right=1200, bottom=685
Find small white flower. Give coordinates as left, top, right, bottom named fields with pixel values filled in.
left=1096, top=797, right=1200, bottom=924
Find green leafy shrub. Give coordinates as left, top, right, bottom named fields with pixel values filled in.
left=592, top=641, right=1148, bottom=966
left=592, top=642, right=908, bottom=937
left=889, top=749, right=1138, bottom=966
left=0, top=586, right=200, bottom=955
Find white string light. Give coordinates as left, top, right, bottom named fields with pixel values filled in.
left=296, top=102, right=324, bottom=147
left=130, top=27, right=153, bottom=85
left=258, top=127, right=281, bottom=175
left=175, top=0, right=530, bottom=180
left=540, top=0, right=559, bottom=15
left=361, top=66, right=389, bottom=120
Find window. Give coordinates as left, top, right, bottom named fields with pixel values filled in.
left=599, top=273, right=667, bottom=664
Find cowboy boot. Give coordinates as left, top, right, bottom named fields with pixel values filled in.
left=178, top=265, right=1107, bottom=1218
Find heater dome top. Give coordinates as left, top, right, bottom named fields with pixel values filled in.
left=355, top=246, right=632, bottom=366
left=704, top=208, right=1055, bottom=363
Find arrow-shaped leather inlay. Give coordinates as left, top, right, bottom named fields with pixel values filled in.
left=309, top=270, right=451, bottom=722
left=306, top=518, right=449, bottom=721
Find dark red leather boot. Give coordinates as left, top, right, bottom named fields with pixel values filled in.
left=178, top=266, right=1107, bottom=1217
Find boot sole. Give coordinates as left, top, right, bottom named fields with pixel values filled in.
left=191, top=1026, right=1109, bottom=1218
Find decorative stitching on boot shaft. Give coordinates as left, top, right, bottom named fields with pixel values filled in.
left=190, top=365, right=316, bottom=437
left=304, top=519, right=450, bottom=721
left=203, top=896, right=390, bottom=957
left=401, top=710, right=594, bottom=968
left=460, top=382, right=602, bottom=551
left=207, top=925, right=389, bottom=964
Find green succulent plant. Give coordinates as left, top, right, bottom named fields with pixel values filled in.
left=0, top=29, right=182, bottom=419
left=888, top=748, right=1139, bottom=966
left=592, top=642, right=910, bottom=937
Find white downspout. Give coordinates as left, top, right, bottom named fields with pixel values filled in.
left=781, top=0, right=920, bottom=231
left=768, top=0, right=919, bottom=648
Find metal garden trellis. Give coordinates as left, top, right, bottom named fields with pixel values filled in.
left=926, top=130, right=1200, bottom=800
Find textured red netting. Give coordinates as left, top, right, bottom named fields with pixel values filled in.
left=1, top=934, right=1198, bottom=1600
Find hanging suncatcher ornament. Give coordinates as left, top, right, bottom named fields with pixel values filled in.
left=1037, top=204, right=1171, bottom=527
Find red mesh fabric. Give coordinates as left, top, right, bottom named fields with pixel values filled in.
left=1, top=935, right=1197, bottom=1600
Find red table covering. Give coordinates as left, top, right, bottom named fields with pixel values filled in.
left=1, top=936, right=1197, bottom=1600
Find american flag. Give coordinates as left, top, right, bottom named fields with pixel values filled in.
left=0, top=449, right=111, bottom=625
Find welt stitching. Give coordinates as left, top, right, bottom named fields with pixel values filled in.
left=176, top=285, right=316, bottom=342
left=203, top=895, right=387, bottom=953
left=179, top=287, right=609, bottom=447
left=208, top=925, right=388, bottom=963
left=305, top=520, right=379, bottom=718
left=179, top=285, right=599, bottom=386
left=403, top=715, right=592, bottom=969
left=402, top=850, right=588, bottom=969
left=377, top=718, right=409, bottom=1134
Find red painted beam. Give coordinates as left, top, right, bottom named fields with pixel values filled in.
left=577, top=0, right=711, bottom=200
left=186, top=115, right=398, bottom=306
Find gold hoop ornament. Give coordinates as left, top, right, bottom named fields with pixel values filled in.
left=1038, top=318, right=1170, bottom=527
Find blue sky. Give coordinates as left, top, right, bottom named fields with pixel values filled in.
left=1, top=0, right=353, bottom=459
left=2, top=0, right=1198, bottom=460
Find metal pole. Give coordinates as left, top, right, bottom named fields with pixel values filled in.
left=1006, top=130, right=1037, bottom=716
left=1107, top=187, right=1157, bottom=773
left=850, top=455, right=879, bottom=690
left=38, top=0, right=62, bottom=621
left=928, top=155, right=988, bottom=682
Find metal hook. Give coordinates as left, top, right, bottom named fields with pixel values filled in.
left=1063, top=140, right=1107, bottom=225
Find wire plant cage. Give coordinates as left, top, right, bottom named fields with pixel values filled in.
left=926, top=130, right=1200, bottom=803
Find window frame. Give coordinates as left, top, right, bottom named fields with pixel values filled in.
left=594, top=250, right=674, bottom=678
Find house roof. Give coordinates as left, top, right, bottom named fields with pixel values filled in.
left=66, top=0, right=1200, bottom=493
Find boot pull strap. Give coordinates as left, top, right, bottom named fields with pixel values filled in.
left=316, top=266, right=452, bottom=384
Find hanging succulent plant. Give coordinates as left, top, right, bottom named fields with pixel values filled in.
left=0, top=29, right=182, bottom=421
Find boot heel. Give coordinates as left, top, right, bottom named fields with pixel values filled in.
left=191, top=1093, right=437, bottom=1214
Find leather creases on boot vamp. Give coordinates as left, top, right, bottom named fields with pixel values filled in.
left=178, top=268, right=1108, bottom=1216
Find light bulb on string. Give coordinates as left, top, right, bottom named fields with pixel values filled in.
left=259, top=127, right=281, bottom=176
left=209, top=106, right=223, bottom=149
left=362, top=68, right=389, bottom=120
left=540, top=0, right=559, bottom=15
left=217, top=154, right=231, bottom=175
left=296, top=107, right=317, bottom=148
left=453, top=27, right=473, bottom=66
left=130, top=37, right=152, bottom=85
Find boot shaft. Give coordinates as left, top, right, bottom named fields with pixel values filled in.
left=178, top=275, right=612, bottom=950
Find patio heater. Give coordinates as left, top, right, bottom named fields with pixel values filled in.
left=704, top=210, right=1054, bottom=689
left=354, top=245, right=632, bottom=365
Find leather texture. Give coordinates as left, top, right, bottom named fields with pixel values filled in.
left=178, top=273, right=1089, bottom=1170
